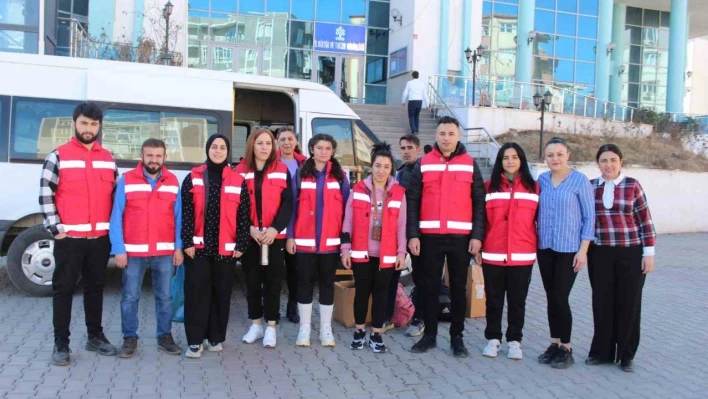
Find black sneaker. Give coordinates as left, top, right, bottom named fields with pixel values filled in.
left=411, top=335, right=437, bottom=354
left=584, top=356, right=609, bottom=366
left=450, top=335, right=469, bottom=358
left=620, top=359, right=634, bottom=372
left=158, top=334, right=181, bottom=355
left=369, top=333, right=387, bottom=353
left=286, top=301, right=300, bottom=324
left=550, top=345, right=574, bottom=369
left=85, top=333, right=118, bottom=356
left=350, top=329, right=366, bottom=350
left=52, top=343, right=71, bottom=366
left=119, top=337, right=138, bottom=358
left=538, top=343, right=560, bottom=364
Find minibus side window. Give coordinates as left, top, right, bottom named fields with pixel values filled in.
left=311, top=118, right=356, bottom=182
left=9, top=97, right=80, bottom=160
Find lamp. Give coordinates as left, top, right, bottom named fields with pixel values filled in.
left=527, top=31, right=537, bottom=44
left=391, top=8, right=403, bottom=27
left=161, top=1, right=174, bottom=65
left=607, top=42, right=616, bottom=55
left=534, top=90, right=553, bottom=160
left=464, top=45, right=486, bottom=106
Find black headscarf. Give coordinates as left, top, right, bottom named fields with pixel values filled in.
left=205, top=134, right=231, bottom=179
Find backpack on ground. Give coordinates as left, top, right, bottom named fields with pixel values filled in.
left=392, top=283, right=415, bottom=327
left=438, top=285, right=453, bottom=322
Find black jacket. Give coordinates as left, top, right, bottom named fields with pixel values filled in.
left=405, top=142, right=486, bottom=241
left=396, top=158, right=421, bottom=192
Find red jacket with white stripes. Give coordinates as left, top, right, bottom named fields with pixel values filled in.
left=277, top=150, right=307, bottom=166
left=482, top=176, right=539, bottom=266
left=419, top=148, right=475, bottom=235
left=55, top=137, right=115, bottom=238
left=123, top=164, right=179, bottom=257
left=235, top=161, right=289, bottom=239
left=350, top=180, right=405, bottom=268
left=190, top=165, right=244, bottom=256
left=293, top=162, right=344, bottom=253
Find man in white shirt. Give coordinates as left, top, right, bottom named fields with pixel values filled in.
left=401, top=71, right=429, bottom=134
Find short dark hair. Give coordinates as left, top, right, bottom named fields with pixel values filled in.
left=399, top=134, right=420, bottom=148
left=423, top=144, right=433, bottom=154
left=545, top=136, right=569, bottom=151
left=437, top=115, right=460, bottom=128
left=73, top=102, right=103, bottom=123
left=412, top=71, right=419, bottom=79
left=141, top=138, right=166, bottom=152
left=596, top=143, right=623, bottom=162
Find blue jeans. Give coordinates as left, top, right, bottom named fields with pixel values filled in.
left=121, top=256, right=174, bottom=339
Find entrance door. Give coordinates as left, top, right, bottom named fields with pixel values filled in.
left=313, top=53, right=363, bottom=103
left=208, top=44, right=263, bottom=74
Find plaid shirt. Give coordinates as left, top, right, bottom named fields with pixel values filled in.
left=590, top=175, right=656, bottom=255
left=39, top=149, right=119, bottom=236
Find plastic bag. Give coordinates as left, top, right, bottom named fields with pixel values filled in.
left=392, top=283, right=415, bottom=327
left=171, top=264, right=185, bottom=323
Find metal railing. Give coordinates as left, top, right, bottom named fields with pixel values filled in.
left=428, top=82, right=501, bottom=167
left=429, top=74, right=636, bottom=123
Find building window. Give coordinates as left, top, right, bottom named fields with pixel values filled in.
left=0, top=0, right=40, bottom=54
left=390, top=47, right=408, bottom=77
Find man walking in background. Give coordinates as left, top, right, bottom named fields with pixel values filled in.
left=401, top=71, right=429, bottom=134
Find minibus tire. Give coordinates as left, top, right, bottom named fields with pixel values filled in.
left=6, top=225, right=55, bottom=297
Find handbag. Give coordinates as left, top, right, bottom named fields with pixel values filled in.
left=171, top=264, right=185, bottom=323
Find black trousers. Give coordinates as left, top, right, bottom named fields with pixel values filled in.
left=537, top=249, right=578, bottom=344
left=385, top=269, right=401, bottom=320
left=482, top=263, right=533, bottom=342
left=184, top=256, right=235, bottom=346
left=421, top=235, right=471, bottom=338
left=284, top=252, right=298, bottom=303
left=52, top=236, right=111, bottom=344
left=588, top=245, right=646, bottom=362
left=407, top=100, right=423, bottom=133
left=353, top=257, right=395, bottom=328
left=296, top=253, right=338, bottom=305
left=241, top=239, right=285, bottom=322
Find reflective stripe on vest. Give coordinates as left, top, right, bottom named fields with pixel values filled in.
left=482, top=252, right=537, bottom=262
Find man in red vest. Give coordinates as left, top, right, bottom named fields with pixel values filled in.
left=109, top=139, right=183, bottom=358
left=406, top=116, right=486, bottom=357
left=39, top=103, right=118, bottom=366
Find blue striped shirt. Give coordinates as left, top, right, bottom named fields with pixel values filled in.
left=537, top=169, right=596, bottom=253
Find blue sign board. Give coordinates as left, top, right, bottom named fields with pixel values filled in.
left=314, top=22, right=366, bottom=55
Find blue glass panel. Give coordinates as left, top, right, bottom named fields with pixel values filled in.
left=494, top=3, right=518, bottom=16
left=535, top=10, right=555, bottom=33
left=578, top=0, right=598, bottom=16
left=342, top=0, right=366, bottom=25
left=556, top=13, right=576, bottom=36
left=211, top=0, right=237, bottom=13
left=316, top=0, right=341, bottom=23
left=557, top=0, right=576, bottom=13
left=554, top=59, right=575, bottom=82
left=368, top=1, right=390, bottom=28
left=577, top=16, right=597, bottom=39
left=575, top=62, right=595, bottom=85
left=189, top=0, right=210, bottom=10
left=266, top=0, right=290, bottom=13
left=240, top=0, right=265, bottom=14
left=292, top=0, right=315, bottom=20
left=576, top=39, right=595, bottom=62
left=536, top=34, right=554, bottom=57
left=483, top=1, right=492, bottom=17
left=536, top=0, right=555, bottom=10
left=555, top=36, right=576, bottom=59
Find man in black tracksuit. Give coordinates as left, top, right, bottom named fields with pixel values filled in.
left=406, top=116, right=486, bottom=357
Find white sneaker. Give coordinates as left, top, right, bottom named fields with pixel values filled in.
left=296, top=324, right=311, bottom=347
left=320, top=324, right=335, bottom=347
left=482, top=339, right=501, bottom=358
left=507, top=341, right=523, bottom=360
left=202, top=339, right=223, bottom=352
left=263, top=326, right=277, bottom=348
left=184, top=344, right=202, bottom=358
left=242, top=324, right=265, bottom=344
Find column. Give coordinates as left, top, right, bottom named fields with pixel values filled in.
left=609, top=3, right=626, bottom=105
left=667, top=0, right=688, bottom=113
left=461, top=0, right=472, bottom=77
left=439, top=0, right=450, bottom=75
left=515, top=0, right=534, bottom=87
left=594, top=0, right=613, bottom=102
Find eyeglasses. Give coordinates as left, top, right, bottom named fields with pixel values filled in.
left=253, top=125, right=270, bottom=131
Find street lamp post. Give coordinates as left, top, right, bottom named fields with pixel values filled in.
left=464, top=44, right=485, bottom=106
left=161, top=1, right=174, bottom=65
left=533, top=90, right=553, bottom=161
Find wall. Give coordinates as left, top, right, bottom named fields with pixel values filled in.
left=387, top=0, right=417, bottom=105
left=459, top=106, right=654, bottom=137
left=534, top=164, right=708, bottom=234
left=685, top=37, right=708, bottom=115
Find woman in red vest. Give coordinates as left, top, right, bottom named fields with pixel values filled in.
left=236, top=129, right=293, bottom=348
left=180, top=134, right=251, bottom=359
left=276, top=126, right=307, bottom=323
left=341, top=143, right=407, bottom=353
left=480, top=143, right=539, bottom=361
left=286, top=134, right=350, bottom=347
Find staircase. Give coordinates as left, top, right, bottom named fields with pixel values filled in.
left=348, top=104, right=439, bottom=147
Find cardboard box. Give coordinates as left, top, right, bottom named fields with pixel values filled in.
left=444, top=262, right=486, bottom=319
left=333, top=280, right=372, bottom=328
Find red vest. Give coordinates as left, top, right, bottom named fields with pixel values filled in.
left=235, top=161, right=289, bottom=239
left=293, top=162, right=344, bottom=253
left=350, top=181, right=405, bottom=268
left=482, top=176, right=539, bottom=266
left=190, top=165, right=244, bottom=256
left=55, top=137, right=115, bottom=238
left=277, top=150, right=307, bottom=166
left=122, top=164, right=179, bottom=257
left=419, top=148, right=475, bottom=235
